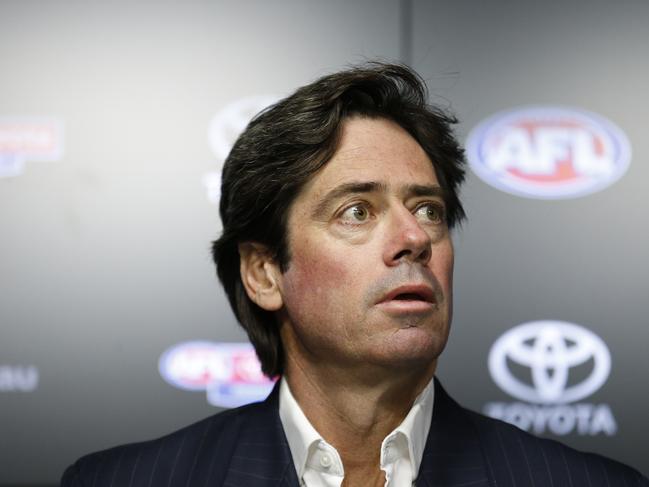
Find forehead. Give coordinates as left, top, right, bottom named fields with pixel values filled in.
left=299, top=117, right=439, bottom=203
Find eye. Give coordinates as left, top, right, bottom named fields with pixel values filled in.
left=339, top=204, right=371, bottom=224
left=414, top=202, right=445, bottom=224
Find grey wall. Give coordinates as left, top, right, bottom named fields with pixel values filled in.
left=0, top=0, right=646, bottom=484
left=416, top=0, right=649, bottom=471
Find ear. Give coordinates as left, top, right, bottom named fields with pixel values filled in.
left=238, top=242, right=283, bottom=311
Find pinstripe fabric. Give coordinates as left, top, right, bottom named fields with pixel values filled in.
left=60, top=392, right=298, bottom=487
left=416, top=380, right=490, bottom=487
left=465, top=404, right=649, bottom=487
left=61, top=379, right=648, bottom=487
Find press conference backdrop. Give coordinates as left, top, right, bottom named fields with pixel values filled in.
left=1, top=1, right=647, bottom=484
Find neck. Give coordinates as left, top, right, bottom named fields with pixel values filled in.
left=282, top=352, right=436, bottom=473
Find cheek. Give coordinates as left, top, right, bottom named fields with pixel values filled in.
left=432, top=242, right=455, bottom=295
left=281, top=239, right=362, bottom=315
left=283, top=243, right=341, bottom=299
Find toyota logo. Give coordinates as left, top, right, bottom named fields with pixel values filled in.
left=208, top=94, right=281, bottom=162
left=488, top=321, right=611, bottom=404
left=204, top=94, right=281, bottom=206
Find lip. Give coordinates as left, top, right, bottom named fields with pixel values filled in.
left=377, top=284, right=437, bottom=305
left=376, top=284, right=438, bottom=314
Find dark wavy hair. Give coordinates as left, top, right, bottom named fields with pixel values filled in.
left=212, top=62, right=466, bottom=377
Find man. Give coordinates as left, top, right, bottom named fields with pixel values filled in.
left=62, top=63, right=648, bottom=486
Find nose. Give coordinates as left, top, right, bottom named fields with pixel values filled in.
left=383, top=208, right=432, bottom=266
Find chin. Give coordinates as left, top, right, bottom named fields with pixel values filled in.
left=377, top=327, right=448, bottom=368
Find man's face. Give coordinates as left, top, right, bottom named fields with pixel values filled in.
left=276, top=117, right=454, bottom=374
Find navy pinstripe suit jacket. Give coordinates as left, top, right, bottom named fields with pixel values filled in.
left=61, top=379, right=648, bottom=486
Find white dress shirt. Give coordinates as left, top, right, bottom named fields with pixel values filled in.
left=279, top=378, right=435, bottom=487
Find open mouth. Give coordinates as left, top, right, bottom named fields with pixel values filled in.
left=379, top=285, right=437, bottom=305
left=393, top=292, right=428, bottom=301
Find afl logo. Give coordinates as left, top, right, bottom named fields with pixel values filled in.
left=466, top=106, right=631, bottom=199
left=488, top=321, right=611, bottom=404
left=0, top=117, right=64, bottom=178
left=159, top=341, right=275, bottom=407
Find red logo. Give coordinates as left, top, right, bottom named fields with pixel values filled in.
left=159, top=341, right=275, bottom=408
left=466, top=107, right=631, bottom=199
left=0, top=117, right=64, bottom=177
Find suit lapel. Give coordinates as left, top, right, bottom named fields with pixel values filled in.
left=220, top=378, right=495, bottom=487
left=416, top=379, right=493, bottom=487
left=221, top=384, right=300, bottom=487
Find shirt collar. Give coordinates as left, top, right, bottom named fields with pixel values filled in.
left=279, top=378, right=328, bottom=479
left=278, top=376, right=435, bottom=481
left=382, top=377, right=435, bottom=476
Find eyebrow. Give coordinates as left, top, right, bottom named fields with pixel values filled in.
left=311, top=181, right=445, bottom=219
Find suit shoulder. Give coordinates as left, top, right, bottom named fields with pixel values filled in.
left=61, top=402, right=262, bottom=487
left=462, top=408, right=649, bottom=485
